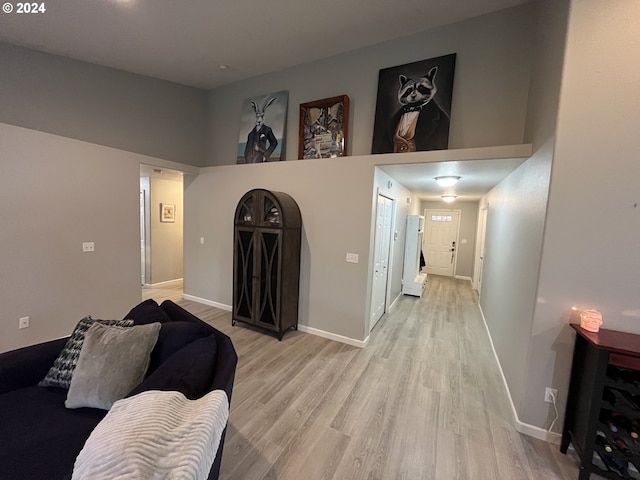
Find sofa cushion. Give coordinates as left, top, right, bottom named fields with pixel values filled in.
left=0, top=337, right=68, bottom=394
left=161, top=300, right=215, bottom=328
left=65, top=322, right=161, bottom=410
left=124, top=298, right=171, bottom=325
left=38, top=316, right=134, bottom=389
left=0, top=385, right=105, bottom=480
left=147, top=320, right=211, bottom=374
left=128, top=335, right=218, bottom=400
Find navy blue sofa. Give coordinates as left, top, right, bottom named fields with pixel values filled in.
left=0, top=299, right=237, bottom=480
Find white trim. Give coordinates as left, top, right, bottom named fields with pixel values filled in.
left=454, top=275, right=472, bottom=281
left=477, top=304, right=561, bottom=444
left=297, top=324, right=369, bottom=348
left=181, top=294, right=368, bottom=347
left=143, top=278, right=183, bottom=288
left=388, top=292, right=402, bottom=311
left=182, top=293, right=232, bottom=312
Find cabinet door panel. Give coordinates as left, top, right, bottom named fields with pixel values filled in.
left=234, top=229, right=255, bottom=321
left=257, top=231, right=280, bottom=328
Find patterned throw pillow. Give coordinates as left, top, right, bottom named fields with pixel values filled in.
left=38, top=316, right=134, bottom=389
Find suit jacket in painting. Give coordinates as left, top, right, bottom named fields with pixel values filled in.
left=244, top=125, right=278, bottom=163
left=375, top=100, right=450, bottom=154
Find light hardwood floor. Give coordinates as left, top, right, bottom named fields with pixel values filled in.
left=142, top=276, right=591, bottom=480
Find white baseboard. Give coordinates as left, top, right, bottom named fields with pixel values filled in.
left=477, top=304, right=561, bottom=444
left=388, top=292, right=402, bottom=311
left=181, top=293, right=232, bottom=312
left=297, top=324, right=369, bottom=348
left=180, top=295, right=368, bottom=348
left=454, top=275, right=472, bottom=282
left=517, top=420, right=562, bottom=444
left=144, top=278, right=183, bottom=288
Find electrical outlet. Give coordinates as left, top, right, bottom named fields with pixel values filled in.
left=346, top=253, right=359, bottom=263
left=545, top=387, right=558, bottom=403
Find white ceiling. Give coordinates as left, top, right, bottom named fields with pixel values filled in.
left=140, top=164, right=183, bottom=182
left=380, top=158, right=526, bottom=201
left=0, top=0, right=529, bottom=89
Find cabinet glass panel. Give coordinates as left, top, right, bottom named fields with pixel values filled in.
left=235, top=230, right=254, bottom=319
left=258, top=232, right=279, bottom=326
left=237, top=197, right=255, bottom=225
left=263, top=196, right=281, bottom=226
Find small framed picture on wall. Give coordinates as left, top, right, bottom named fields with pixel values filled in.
left=298, top=95, right=349, bottom=159
left=160, top=203, right=175, bottom=222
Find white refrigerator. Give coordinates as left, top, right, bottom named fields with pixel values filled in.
left=402, top=215, right=427, bottom=297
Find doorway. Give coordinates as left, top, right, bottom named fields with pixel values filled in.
left=423, top=209, right=461, bottom=277
left=139, top=164, right=184, bottom=296
left=370, top=192, right=395, bottom=331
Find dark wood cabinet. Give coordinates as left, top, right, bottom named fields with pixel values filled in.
left=232, top=189, right=301, bottom=340
left=561, top=324, right=640, bottom=479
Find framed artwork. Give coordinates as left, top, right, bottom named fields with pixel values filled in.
left=298, top=95, right=349, bottom=159
left=372, top=53, right=456, bottom=154
left=237, top=90, right=288, bottom=164
left=160, top=203, right=175, bottom=223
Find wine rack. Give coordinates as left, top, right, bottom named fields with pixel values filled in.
left=561, top=324, right=640, bottom=479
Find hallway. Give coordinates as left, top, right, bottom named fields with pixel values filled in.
left=145, top=276, right=586, bottom=479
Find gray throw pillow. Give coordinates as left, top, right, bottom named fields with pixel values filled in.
left=38, top=316, right=134, bottom=389
left=65, top=322, right=161, bottom=410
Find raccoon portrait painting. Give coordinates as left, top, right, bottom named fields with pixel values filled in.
left=372, top=53, right=456, bottom=154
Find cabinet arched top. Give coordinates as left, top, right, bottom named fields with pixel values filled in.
left=234, top=188, right=301, bottom=229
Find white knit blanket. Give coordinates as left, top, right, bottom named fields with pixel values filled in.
left=72, top=389, right=229, bottom=480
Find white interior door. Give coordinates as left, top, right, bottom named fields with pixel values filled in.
left=423, top=209, right=460, bottom=277
left=370, top=194, right=394, bottom=330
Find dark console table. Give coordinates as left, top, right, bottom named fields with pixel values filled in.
left=562, top=324, right=640, bottom=479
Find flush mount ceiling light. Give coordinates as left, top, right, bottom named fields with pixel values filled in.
left=435, top=176, right=461, bottom=187
left=441, top=195, right=457, bottom=203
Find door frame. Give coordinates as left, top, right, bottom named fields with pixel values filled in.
left=370, top=188, right=396, bottom=333
left=423, top=208, right=462, bottom=277
left=140, top=177, right=151, bottom=287
left=473, top=203, right=489, bottom=293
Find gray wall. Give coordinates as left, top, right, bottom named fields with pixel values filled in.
left=520, top=0, right=640, bottom=430
left=149, top=177, right=184, bottom=284
left=205, top=5, right=533, bottom=166
left=0, top=123, right=143, bottom=352
left=478, top=0, right=568, bottom=434
left=479, top=145, right=553, bottom=425
left=0, top=43, right=209, bottom=166
left=185, top=157, right=377, bottom=341
left=420, top=200, right=479, bottom=279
